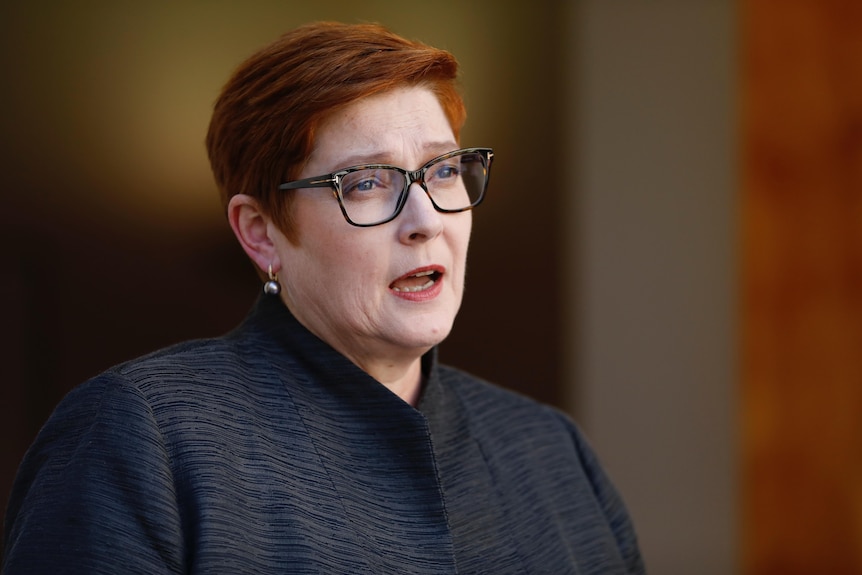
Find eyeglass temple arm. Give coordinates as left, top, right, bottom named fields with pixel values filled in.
left=278, top=176, right=336, bottom=191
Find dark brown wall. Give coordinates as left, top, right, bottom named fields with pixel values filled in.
left=0, top=1, right=568, bottom=539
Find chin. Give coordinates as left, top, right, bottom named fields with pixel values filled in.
left=398, top=316, right=455, bottom=350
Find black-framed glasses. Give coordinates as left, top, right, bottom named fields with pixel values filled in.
left=278, top=147, right=494, bottom=227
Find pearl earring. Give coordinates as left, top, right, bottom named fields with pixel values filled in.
left=263, top=264, right=281, bottom=296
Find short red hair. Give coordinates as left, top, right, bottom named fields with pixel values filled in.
left=206, top=21, right=467, bottom=238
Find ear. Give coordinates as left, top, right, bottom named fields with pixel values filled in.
left=227, top=194, right=280, bottom=275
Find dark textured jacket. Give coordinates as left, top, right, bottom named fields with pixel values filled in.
left=3, top=296, right=645, bottom=574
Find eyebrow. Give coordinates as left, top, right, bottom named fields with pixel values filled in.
left=327, top=141, right=460, bottom=171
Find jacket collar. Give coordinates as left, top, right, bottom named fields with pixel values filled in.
left=232, top=294, right=443, bottom=415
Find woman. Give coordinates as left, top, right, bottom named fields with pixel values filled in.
left=3, top=22, right=645, bottom=574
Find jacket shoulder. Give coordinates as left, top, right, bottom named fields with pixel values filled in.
left=436, top=365, right=575, bottom=433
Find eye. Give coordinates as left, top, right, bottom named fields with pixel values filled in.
left=431, top=161, right=461, bottom=181
left=348, top=177, right=379, bottom=193
left=340, top=168, right=398, bottom=201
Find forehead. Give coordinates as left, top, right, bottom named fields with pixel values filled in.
left=307, top=86, right=458, bottom=171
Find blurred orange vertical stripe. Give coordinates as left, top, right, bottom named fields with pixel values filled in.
left=741, top=0, right=862, bottom=573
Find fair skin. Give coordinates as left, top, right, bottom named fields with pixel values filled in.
left=229, top=85, right=472, bottom=406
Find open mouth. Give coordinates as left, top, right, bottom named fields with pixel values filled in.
left=390, top=269, right=443, bottom=293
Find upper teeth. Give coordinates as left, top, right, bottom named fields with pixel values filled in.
left=392, top=270, right=437, bottom=293
left=393, top=279, right=435, bottom=293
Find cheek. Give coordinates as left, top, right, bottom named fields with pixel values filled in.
left=302, top=233, right=388, bottom=294
left=453, top=216, right=473, bottom=265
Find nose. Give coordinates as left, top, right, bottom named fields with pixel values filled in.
left=397, top=182, right=444, bottom=243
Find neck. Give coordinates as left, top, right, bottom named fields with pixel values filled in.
left=278, top=296, right=428, bottom=405
left=361, top=356, right=424, bottom=406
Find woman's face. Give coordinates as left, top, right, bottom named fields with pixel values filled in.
left=270, top=85, right=472, bottom=373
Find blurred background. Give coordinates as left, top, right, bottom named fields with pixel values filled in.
left=1, top=1, right=860, bottom=573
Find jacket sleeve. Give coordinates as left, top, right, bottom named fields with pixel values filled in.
left=3, top=374, right=186, bottom=574
left=564, top=415, right=647, bottom=574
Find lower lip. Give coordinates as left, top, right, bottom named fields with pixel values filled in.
left=390, top=276, right=444, bottom=302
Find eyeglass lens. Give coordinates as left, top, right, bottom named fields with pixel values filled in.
left=338, top=150, right=488, bottom=225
